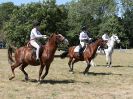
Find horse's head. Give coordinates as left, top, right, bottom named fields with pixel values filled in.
left=111, top=34, right=120, bottom=43
left=97, top=38, right=107, bottom=47
left=50, top=33, right=69, bottom=46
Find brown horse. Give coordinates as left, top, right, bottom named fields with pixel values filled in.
left=60, top=38, right=106, bottom=74
left=8, top=33, right=68, bottom=81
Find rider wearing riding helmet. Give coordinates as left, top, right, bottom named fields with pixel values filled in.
left=30, top=20, right=47, bottom=61
left=79, top=26, right=92, bottom=56
left=101, top=30, right=110, bottom=50
left=102, top=30, right=110, bottom=41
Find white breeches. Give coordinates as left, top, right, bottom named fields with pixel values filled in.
left=30, top=40, right=40, bottom=59
left=80, top=41, right=86, bottom=48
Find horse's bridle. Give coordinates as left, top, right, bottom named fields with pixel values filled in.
left=112, top=35, right=120, bottom=43
left=56, top=34, right=69, bottom=45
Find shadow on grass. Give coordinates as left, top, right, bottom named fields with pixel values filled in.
left=86, top=72, right=112, bottom=76
left=79, top=71, right=112, bottom=75
left=79, top=72, right=122, bottom=76
left=28, top=79, right=75, bottom=84
left=96, top=65, right=108, bottom=67
left=112, top=65, right=133, bottom=68
left=96, top=65, right=133, bottom=68
left=22, top=79, right=90, bottom=84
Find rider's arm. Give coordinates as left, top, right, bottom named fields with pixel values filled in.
left=79, top=32, right=83, bottom=40
left=87, top=34, right=90, bottom=40
left=102, top=35, right=108, bottom=40
left=86, top=32, right=91, bottom=40
left=102, top=35, right=104, bottom=39
left=32, top=28, right=43, bottom=38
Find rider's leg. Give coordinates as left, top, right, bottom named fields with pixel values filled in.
left=79, top=46, right=83, bottom=56
left=79, top=41, right=85, bottom=56
left=36, top=46, right=40, bottom=60
left=30, top=40, right=40, bottom=60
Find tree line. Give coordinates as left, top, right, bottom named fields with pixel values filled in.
left=0, top=0, right=133, bottom=48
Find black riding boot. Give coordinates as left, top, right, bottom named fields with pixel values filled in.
left=79, top=47, right=84, bottom=56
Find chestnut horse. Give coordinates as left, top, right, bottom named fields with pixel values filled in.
left=8, top=33, right=68, bottom=81
left=60, top=38, right=106, bottom=74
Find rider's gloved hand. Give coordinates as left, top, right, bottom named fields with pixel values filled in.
left=89, top=38, right=92, bottom=40
left=42, top=35, right=48, bottom=39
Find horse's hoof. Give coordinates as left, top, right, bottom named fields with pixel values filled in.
left=69, top=70, right=74, bottom=74
left=106, top=65, right=111, bottom=68
left=9, top=78, right=12, bottom=80
left=84, top=73, right=88, bottom=76
left=83, top=72, right=86, bottom=75
left=69, top=70, right=72, bottom=72
left=37, top=80, right=41, bottom=84
left=41, top=76, right=45, bottom=80
left=25, top=77, right=29, bottom=81
left=9, top=76, right=14, bottom=80
left=70, top=71, right=74, bottom=74
left=37, top=82, right=41, bottom=85
left=83, top=72, right=88, bottom=75
left=38, top=80, right=44, bottom=84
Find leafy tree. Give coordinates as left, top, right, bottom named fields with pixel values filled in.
left=122, top=9, right=133, bottom=48
left=120, top=0, right=133, bottom=48
left=66, top=0, right=116, bottom=45
left=4, top=1, right=68, bottom=47
left=0, top=2, right=17, bottom=41
left=1, top=0, right=133, bottom=48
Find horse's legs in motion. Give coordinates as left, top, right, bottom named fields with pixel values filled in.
left=38, top=64, right=45, bottom=81
left=19, top=64, right=28, bottom=81
left=90, top=59, right=96, bottom=67
left=108, top=54, right=112, bottom=67
left=9, top=62, right=21, bottom=80
left=68, top=57, right=73, bottom=71
left=106, top=53, right=111, bottom=67
left=71, top=59, right=78, bottom=72
left=83, top=60, right=91, bottom=75
left=41, top=64, right=50, bottom=80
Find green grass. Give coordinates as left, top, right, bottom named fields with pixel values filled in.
left=0, top=49, right=133, bottom=99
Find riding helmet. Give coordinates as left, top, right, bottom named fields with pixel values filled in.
left=81, top=26, right=87, bottom=31
left=33, top=20, right=40, bottom=27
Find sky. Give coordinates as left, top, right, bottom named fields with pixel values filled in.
left=0, top=0, right=72, bottom=5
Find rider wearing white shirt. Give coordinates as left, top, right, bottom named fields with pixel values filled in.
left=101, top=31, right=110, bottom=50
left=79, top=26, right=92, bottom=56
left=30, top=21, right=47, bottom=61
left=102, top=32, right=109, bottom=41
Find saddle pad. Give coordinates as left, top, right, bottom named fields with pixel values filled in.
left=74, top=45, right=86, bottom=53
left=74, top=45, right=80, bottom=52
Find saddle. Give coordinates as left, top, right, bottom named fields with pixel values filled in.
left=26, top=42, right=43, bottom=60
left=74, top=45, right=86, bottom=53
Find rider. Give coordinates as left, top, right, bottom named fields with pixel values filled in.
left=102, top=31, right=110, bottom=41
left=79, top=26, right=92, bottom=56
left=30, top=20, right=47, bottom=61
left=101, top=30, right=110, bottom=50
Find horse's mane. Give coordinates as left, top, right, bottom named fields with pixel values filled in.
left=48, top=33, right=54, bottom=40
left=47, top=33, right=57, bottom=41
left=87, top=38, right=102, bottom=47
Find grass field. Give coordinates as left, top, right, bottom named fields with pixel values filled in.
left=0, top=49, right=133, bottom=99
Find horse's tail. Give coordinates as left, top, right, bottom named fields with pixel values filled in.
left=8, top=45, right=16, bottom=65
left=60, top=51, right=68, bottom=59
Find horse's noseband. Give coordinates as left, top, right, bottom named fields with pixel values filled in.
left=113, top=36, right=120, bottom=43
left=56, top=34, right=69, bottom=45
